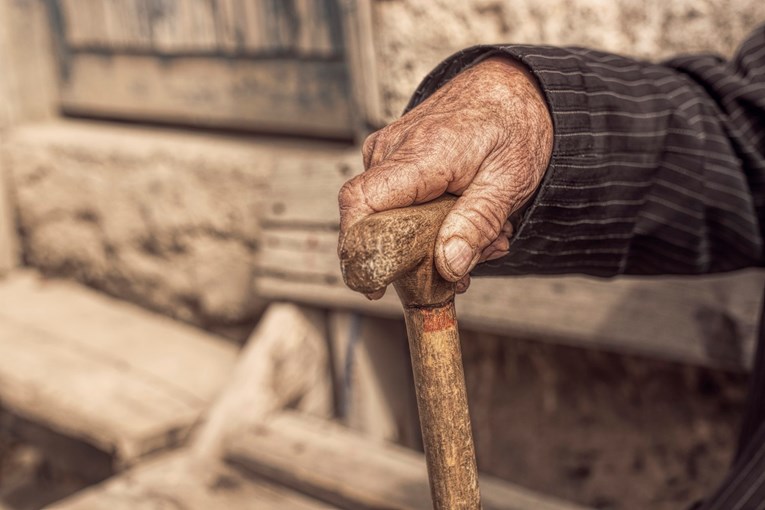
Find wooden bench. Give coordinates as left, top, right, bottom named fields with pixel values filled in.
left=45, top=449, right=333, bottom=510
left=0, top=162, right=17, bottom=275
left=0, top=271, right=238, bottom=477
left=227, top=411, right=590, bottom=510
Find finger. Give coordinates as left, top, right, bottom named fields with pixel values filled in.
left=478, top=235, right=510, bottom=263
left=456, top=275, right=471, bottom=294
left=338, top=158, right=450, bottom=236
left=368, top=129, right=408, bottom=170
left=435, top=174, right=515, bottom=281
left=362, top=132, right=379, bottom=169
left=484, top=248, right=509, bottom=262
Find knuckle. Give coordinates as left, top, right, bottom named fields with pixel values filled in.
left=427, top=122, right=458, bottom=145
left=362, top=132, right=379, bottom=160
left=338, top=179, right=360, bottom=208
left=339, top=175, right=379, bottom=216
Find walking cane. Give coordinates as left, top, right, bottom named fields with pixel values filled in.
left=339, top=195, right=481, bottom=509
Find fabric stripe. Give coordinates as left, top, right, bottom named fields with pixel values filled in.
left=405, top=24, right=765, bottom=509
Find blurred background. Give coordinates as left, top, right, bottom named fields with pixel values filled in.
left=1, top=1, right=765, bottom=509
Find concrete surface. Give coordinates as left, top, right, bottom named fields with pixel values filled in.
left=371, top=0, right=765, bottom=121
left=1, top=121, right=356, bottom=339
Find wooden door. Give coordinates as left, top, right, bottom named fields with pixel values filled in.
left=48, top=0, right=353, bottom=138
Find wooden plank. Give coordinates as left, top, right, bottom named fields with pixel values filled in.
left=187, top=0, right=218, bottom=51
left=46, top=450, right=334, bottom=510
left=295, top=0, right=340, bottom=57
left=194, top=303, right=332, bottom=458
left=256, top=159, right=764, bottom=369
left=0, top=271, right=238, bottom=466
left=212, top=0, right=240, bottom=53
left=0, top=165, right=17, bottom=275
left=256, top=274, right=403, bottom=315
left=263, top=154, right=360, bottom=227
left=255, top=241, right=764, bottom=369
left=339, top=0, right=386, bottom=135
left=59, top=53, right=354, bottom=138
left=260, top=230, right=340, bottom=280
left=237, top=1, right=270, bottom=53
left=225, top=411, right=591, bottom=510
left=328, top=312, right=421, bottom=448
left=149, top=0, right=186, bottom=52
left=102, top=0, right=129, bottom=49
left=265, top=1, right=297, bottom=53
left=0, top=0, right=56, bottom=128
left=59, top=0, right=343, bottom=57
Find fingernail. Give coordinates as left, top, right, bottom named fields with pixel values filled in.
left=444, top=237, right=473, bottom=277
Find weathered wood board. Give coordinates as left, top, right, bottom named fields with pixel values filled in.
left=338, top=0, right=385, bottom=138
left=0, top=165, right=17, bottom=275
left=51, top=0, right=353, bottom=138
left=226, top=411, right=591, bottom=510
left=0, top=271, right=238, bottom=468
left=58, top=54, right=353, bottom=138
left=194, top=303, right=333, bottom=459
left=328, top=311, right=421, bottom=448
left=46, top=450, right=334, bottom=510
left=0, top=0, right=56, bottom=128
left=255, top=158, right=765, bottom=370
left=58, top=0, right=343, bottom=56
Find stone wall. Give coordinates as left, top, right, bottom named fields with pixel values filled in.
left=2, top=121, right=354, bottom=339
left=371, top=0, right=765, bottom=122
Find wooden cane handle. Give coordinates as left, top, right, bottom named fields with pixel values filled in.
left=339, top=193, right=481, bottom=508
left=338, top=194, right=457, bottom=307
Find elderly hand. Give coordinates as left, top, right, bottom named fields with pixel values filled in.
left=338, top=56, right=553, bottom=297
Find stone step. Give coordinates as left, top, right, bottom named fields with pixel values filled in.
left=0, top=271, right=238, bottom=473
left=44, top=450, right=334, bottom=510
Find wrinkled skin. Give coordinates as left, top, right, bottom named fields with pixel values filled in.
left=338, top=57, right=554, bottom=297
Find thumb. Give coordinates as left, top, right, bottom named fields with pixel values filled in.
left=435, top=181, right=513, bottom=282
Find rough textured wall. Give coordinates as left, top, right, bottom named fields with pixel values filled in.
left=372, top=0, right=765, bottom=121
left=2, top=122, right=352, bottom=340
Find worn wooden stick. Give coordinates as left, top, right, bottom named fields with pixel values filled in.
left=339, top=195, right=481, bottom=509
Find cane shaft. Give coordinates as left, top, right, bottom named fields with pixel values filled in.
left=403, top=300, right=481, bottom=509
left=339, top=196, right=480, bottom=506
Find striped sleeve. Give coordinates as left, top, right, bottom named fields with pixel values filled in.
left=406, top=25, right=765, bottom=277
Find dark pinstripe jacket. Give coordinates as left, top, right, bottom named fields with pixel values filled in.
left=407, top=24, right=765, bottom=278
left=407, top=26, right=765, bottom=509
